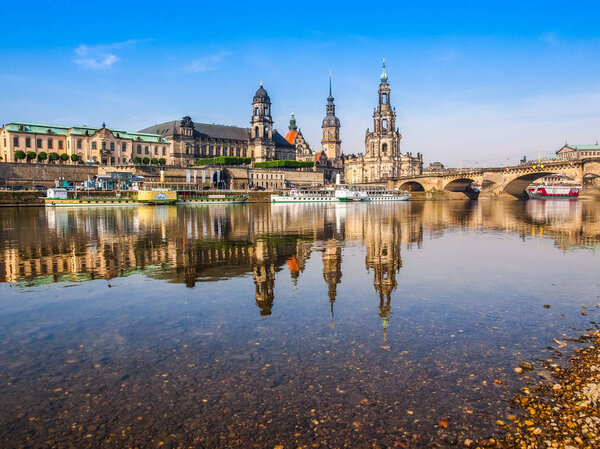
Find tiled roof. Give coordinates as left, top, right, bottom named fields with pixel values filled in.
left=4, top=122, right=168, bottom=143
left=565, top=144, right=600, bottom=150
left=284, top=129, right=298, bottom=144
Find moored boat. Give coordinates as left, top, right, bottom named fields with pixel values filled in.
left=271, top=188, right=337, bottom=203
left=177, top=193, right=248, bottom=204
left=364, top=187, right=410, bottom=202
left=44, top=188, right=139, bottom=207
left=526, top=184, right=581, bottom=199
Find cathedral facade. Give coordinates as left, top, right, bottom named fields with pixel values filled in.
left=345, top=61, right=423, bottom=184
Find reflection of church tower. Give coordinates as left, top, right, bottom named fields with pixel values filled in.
left=250, top=82, right=275, bottom=163
left=287, top=241, right=312, bottom=287
left=322, top=239, right=342, bottom=328
left=251, top=241, right=276, bottom=316
left=365, top=212, right=402, bottom=340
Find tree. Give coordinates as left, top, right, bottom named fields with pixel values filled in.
left=60, top=153, right=70, bottom=163
left=133, top=156, right=141, bottom=164
left=14, top=150, right=26, bottom=161
left=158, top=158, right=166, bottom=166
left=26, top=151, right=37, bottom=162
left=142, top=157, right=150, bottom=165
left=70, top=154, right=79, bottom=163
left=151, top=157, right=159, bottom=165
left=49, top=152, right=59, bottom=163
left=37, top=151, right=47, bottom=162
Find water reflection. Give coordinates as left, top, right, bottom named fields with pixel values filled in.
left=1, top=200, right=599, bottom=293
left=1, top=201, right=600, bottom=448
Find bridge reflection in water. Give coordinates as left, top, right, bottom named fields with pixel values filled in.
left=0, top=201, right=599, bottom=331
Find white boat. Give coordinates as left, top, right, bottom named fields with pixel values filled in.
left=334, top=188, right=368, bottom=202
left=271, top=188, right=337, bottom=203
left=526, top=184, right=581, bottom=199
left=364, top=187, right=410, bottom=202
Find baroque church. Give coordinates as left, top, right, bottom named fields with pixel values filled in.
left=345, top=60, right=423, bottom=184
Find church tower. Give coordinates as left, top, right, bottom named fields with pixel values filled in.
left=321, top=73, right=341, bottom=161
left=250, top=82, right=275, bottom=162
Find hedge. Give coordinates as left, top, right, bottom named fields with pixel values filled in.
left=253, top=160, right=314, bottom=169
left=195, top=156, right=251, bottom=166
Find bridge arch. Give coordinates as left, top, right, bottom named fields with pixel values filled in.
left=398, top=181, right=425, bottom=192
left=503, top=172, right=563, bottom=198
left=444, top=178, right=476, bottom=192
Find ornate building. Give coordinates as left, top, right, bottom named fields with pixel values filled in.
left=140, top=82, right=296, bottom=166
left=345, top=60, right=423, bottom=184
left=284, top=113, right=313, bottom=162
left=0, top=122, right=170, bottom=165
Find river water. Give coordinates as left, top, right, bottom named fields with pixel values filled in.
left=0, top=200, right=599, bottom=448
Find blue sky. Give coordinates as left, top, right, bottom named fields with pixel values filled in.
left=1, top=0, right=599, bottom=167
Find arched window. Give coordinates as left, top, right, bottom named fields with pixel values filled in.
left=254, top=127, right=259, bottom=138
left=382, top=143, right=388, bottom=154
left=264, top=126, right=269, bottom=135
left=382, top=119, right=387, bottom=131
left=254, top=107, right=259, bottom=116
left=382, top=93, right=387, bottom=104
left=265, top=107, right=269, bottom=115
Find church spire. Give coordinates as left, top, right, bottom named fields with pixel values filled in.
left=380, top=57, right=388, bottom=84
left=327, top=71, right=334, bottom=105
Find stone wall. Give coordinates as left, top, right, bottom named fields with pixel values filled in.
left=0, top=162, right=98, bottom=188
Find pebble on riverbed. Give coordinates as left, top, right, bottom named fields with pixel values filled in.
left=499, top=330, right=600, bottom=448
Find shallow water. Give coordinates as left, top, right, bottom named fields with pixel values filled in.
left=0, top=200, right=599, bottom=448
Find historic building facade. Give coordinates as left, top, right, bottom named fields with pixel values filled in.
left=556, top=143, right=600, bottom=160
left=140, top=83, right=296, bottom=167
left=345, top=61, right=423, bottom=184
left=0, top=122, right=170, bottom=165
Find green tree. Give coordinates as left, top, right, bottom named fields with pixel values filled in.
left=60, top=153, right=70, bottom=163
left=37, top=151, right=47, bottom=162
left=14, top=150, right=26, bottom=161
left=133, top=156, right=141, bottom=164
left=26, top=151, right=37, bottom=161
left=151, top=157, right=159, bottom=165
left=70, top=154, right=79, bottom=163
left=49, top=152, right=59, bottom=163
left=142, top=157, right=150, bottom=165
left=158, top=158, right=166, bottom=165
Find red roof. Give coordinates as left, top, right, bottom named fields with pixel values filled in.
left=284, top=129, right=298, bottom=144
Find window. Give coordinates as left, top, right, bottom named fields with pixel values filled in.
left=216, top=146, right=220, bottom=156
left=254, top=127, right=259, bottom=138
left=137, top=144, right=141, bottom=154
left=382, top=119, right=387, bottom=131
left=110, top=142, right=114, bottom=151
left=102, top=141, right=107, bottom=150
left=209, top=146, right=213, bottom=156
left=58, top=141, right=63, bottom=150
left=13, top=136, right=19, bottom=147
left=25, top=137, right=31, bottom=148
left=92, top=141, right=97, bottom=150
left=382, top=93, right=387, bottom=104
left=154, top=146, right=158, bottom=155
left=110, top=157, right=115, bottom=164
left=162, top=147, right=166, bottom=155
left=37, top=139, right=42, bottom=148
left=122, top=142, right=127, bottom=151
left=77, top=139, right=82, bottom=149
left=48, top=139, right=53, bottom=149
left=254, top=107, right=259, bottom=116
left=382, top=143, right=388, bottom=154
left=144, top=146, right=149, bottom=154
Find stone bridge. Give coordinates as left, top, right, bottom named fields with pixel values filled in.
left=389, top=159, right=600, bottom=198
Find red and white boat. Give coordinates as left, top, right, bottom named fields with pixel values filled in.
left=526, top=184, right=581, bottom=199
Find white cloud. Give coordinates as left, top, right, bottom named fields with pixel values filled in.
left=73, top=39, right=150, bottom=70
left=185, top=52, right=230, bottom=73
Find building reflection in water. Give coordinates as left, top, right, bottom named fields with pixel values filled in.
left=0, top=200, right=599, bottom=330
